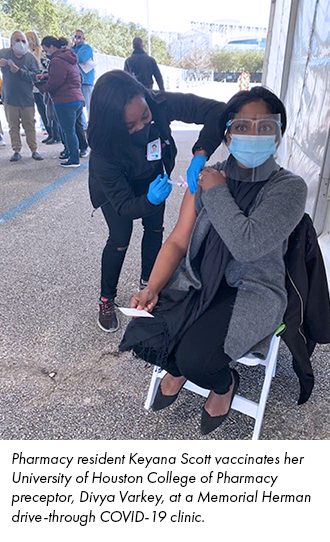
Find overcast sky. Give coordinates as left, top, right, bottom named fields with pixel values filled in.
left=68, top=0, right=272, bottom=32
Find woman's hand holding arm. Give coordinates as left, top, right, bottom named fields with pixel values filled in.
left=198, top=167, right=227, bottom=190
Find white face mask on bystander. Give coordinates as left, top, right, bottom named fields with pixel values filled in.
left=12, top=41, right=28, bottom=56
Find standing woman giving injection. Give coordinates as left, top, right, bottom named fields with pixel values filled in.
left=88, top=70, right=225, bottom=333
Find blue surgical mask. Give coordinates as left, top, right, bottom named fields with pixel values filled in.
left=229, top=134, right=277, bottom=168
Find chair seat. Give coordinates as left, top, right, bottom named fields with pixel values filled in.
left=144, top=334, right=281, bottom=440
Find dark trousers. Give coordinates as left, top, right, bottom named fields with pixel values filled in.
left=75, top=108, right=88, bottom=151
left=165, top=281, right=238, bottom=394
left=54, top=103, right=83, bottom=163
left=43, top=93, right=62, bottom=140
left=34, top=92, right=49, bottom=134
left=100, top=175, right=165, bottom=299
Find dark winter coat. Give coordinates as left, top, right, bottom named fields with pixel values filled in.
left=282, top=213, right=330, bottom=404
left=124, top=47, right=164, bottom=90
left=36, top=47, right=84, bottom=104
left=88, top=91, right=225, bottom=219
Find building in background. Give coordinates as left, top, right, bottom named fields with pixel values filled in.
left=154, top=19, right=267, bottom=59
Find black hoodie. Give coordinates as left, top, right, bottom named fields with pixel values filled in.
left=124, top=47, right=164, bottom=90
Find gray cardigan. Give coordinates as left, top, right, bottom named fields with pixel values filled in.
left=0, top=48, right=40, bottom=107
left=168, top=163, right=307, bottom=361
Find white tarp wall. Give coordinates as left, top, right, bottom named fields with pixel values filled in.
left=263, top=0, right=330, bottom=220
left=263, top=0, right=330, bottom=281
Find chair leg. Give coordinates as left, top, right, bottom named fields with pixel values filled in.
left=144, top=366, right=166, bottom=410
left=251, top=336, right=280, bottom=440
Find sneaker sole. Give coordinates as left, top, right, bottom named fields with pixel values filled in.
left=97, top=318, right=120, bottom=333
left=60, top=163, right=81, bottom=168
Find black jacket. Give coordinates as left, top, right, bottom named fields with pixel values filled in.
left=124, top=47, right=164, bottom=90
left=89, top=91, right=225, bottom=219
left=282, top=213, right=330, bottom=404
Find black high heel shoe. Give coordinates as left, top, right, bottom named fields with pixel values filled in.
left=201, top=369, right=240, bottom=435
left=151, top=376, right=186, bottom=412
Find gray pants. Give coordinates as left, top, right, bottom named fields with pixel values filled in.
left=82, top=85, right=93, bottom=118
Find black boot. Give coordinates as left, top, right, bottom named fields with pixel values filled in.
left=45, top=122, right=61, bottom=144
left=42, top=133, right=52, bottom=144
left=51, top=121, right=62, bottom=142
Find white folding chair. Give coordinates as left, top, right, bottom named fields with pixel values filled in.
left=144, top=333, right=281, bottom=440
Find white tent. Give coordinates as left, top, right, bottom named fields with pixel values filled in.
left=263, top=0, right=330, bottom=281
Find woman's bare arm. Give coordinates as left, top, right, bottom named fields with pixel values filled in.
left=130, top=189, right=197, bottom=310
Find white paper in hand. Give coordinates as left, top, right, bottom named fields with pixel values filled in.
left=118, top=307, right=154, bottom=318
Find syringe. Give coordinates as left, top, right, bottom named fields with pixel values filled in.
left=168, top=175, right=187, bottom=188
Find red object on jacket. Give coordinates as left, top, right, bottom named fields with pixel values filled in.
left=37, top=47, right=84, bottom=104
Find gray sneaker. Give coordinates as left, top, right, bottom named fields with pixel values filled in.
left=32, top=151, right=44, bottom=161
left=10, top=152, right=21, bottom=162
left=98, top=298, right=120, bottom=332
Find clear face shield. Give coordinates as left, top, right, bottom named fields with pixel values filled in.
left=225, top=114, right=283, bottom=182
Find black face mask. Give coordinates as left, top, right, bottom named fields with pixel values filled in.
left=130, top=123, right=151, bottom=146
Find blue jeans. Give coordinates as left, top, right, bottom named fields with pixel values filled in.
left=54, top=103, right=83, bottom=164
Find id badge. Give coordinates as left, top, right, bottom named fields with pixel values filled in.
left=147, top=138, right=161, bottom=161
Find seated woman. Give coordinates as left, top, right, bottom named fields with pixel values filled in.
left=119, top=87, right=308, bottom=435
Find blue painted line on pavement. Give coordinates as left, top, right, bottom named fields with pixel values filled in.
left=0, top=162, right=88, bottom=227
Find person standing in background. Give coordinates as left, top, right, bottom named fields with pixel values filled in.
left=36, top=36, right=85, bottom=168
left=25, top=31, right=61, bottom=145
left=72, top=29, right=95, bottom=118
left=238, top=71, right=251, bottom=91
left=0, top=30, right=43, bottom=162
left=124, top=37, right=165, bottom=91
left=0, top=72, right=5, bottom=145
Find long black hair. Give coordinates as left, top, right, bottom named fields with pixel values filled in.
left=219, top=86, right=287, bottom=140
left=87, top=70, right=149, bottom=158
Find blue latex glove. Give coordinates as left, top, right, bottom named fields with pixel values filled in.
left=186, top=154, right=208, bottom=194
left=147, top=173, right=172, bottom=205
